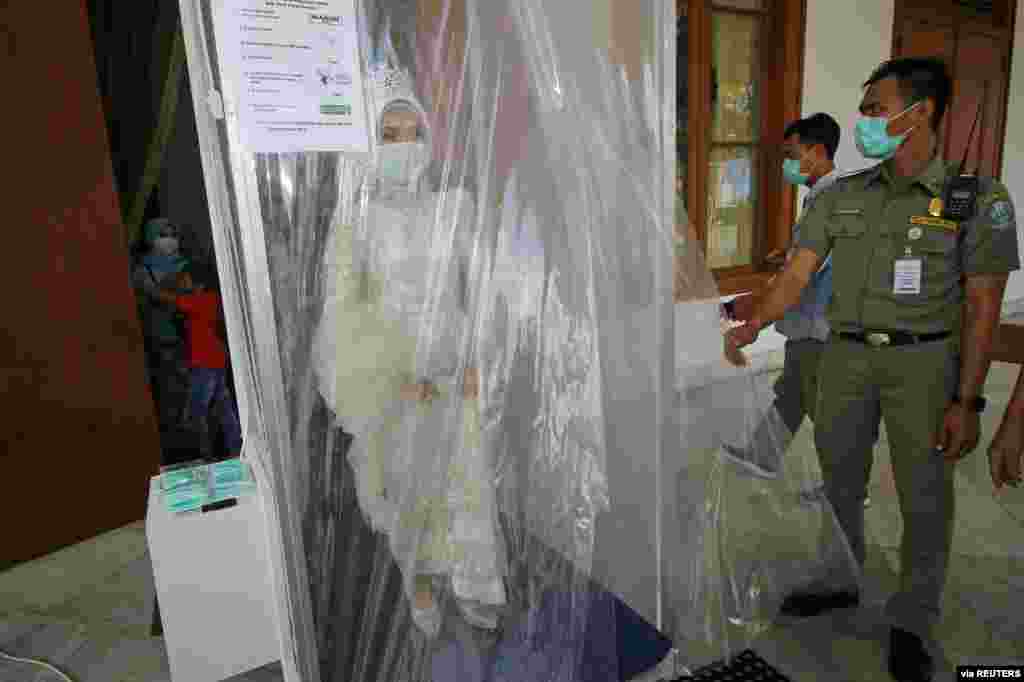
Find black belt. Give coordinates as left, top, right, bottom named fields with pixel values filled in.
left=838, top=330, right=951, bottom=347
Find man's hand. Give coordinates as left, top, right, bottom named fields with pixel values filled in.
left=949, top=272, right=1007, bottom=463
left=723, top=321, right=760, bottom=367
left=401, top=382, right=438, bottom=402
left=463, top=367, right=479, bottom=400
left=720, top=248, right=820, bottom=369
left=724, top=334, right=749, bottom=367
left=988, top=407, right=1024, bottom=490
left=765, top=248, right=788, bottom=267
left=728, top=321, right=761, bottom=348
left=935, top=402, right=981, bottom=462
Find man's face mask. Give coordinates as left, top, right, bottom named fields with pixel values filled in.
left=855, top=100, right=920, bottom=160
left=782, top=153, right=811, bottom=186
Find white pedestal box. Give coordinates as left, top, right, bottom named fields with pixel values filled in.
left=146, top=476, right=281, bottom=682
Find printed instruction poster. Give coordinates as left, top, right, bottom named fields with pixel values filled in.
left=213, top=0, right=370, bottom=153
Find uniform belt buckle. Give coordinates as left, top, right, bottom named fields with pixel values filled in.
left=866, top=332, right=891, bottom=347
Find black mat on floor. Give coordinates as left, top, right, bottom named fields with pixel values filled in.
left=675, top=649, right=792, bottom=682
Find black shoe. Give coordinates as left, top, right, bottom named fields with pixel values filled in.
left=888, top=627, right=934, bottom=682
left=779, top=589, right=860, bottom=618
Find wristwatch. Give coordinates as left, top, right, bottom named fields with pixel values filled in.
left=952, top=394, right=987, bottom=413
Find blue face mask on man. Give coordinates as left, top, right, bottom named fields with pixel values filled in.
left=782, top=145, right=826, bottom=186
left=782, top=156, right=810, bottom=186
left=854, top=100, right=920, bottom=160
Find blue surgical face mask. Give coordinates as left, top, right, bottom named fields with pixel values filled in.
left=782, top=157, right=810, bottom=186
left=153, top=236, right=179, bottom=256
left=855, top=101, right=920, bottom=160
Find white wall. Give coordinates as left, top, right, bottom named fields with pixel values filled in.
left=1000, top=0, right=1024, bottom=309
left=799, top=0, right=895, bottom=181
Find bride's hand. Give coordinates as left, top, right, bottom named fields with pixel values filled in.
left=463, top=367, right=479, bottom=399
left=401, top=382, right=437, bottom=402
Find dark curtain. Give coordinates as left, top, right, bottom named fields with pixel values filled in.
left=86, top=0, right=184, bottom=246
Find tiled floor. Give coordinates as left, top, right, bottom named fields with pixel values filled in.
left=1, top=363, right=1022, bottom=681
left=0, top=519, right=282, bottom=682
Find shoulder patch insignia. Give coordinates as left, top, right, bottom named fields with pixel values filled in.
left=984, top=190, right=1012, bottom=206
left=989, top=200, right=1014, bottom=228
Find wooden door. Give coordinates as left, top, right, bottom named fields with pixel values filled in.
left=2, top=0, right=161, bottom=569
left=892, top=0, right=1016, bottom=178
left=892, top=21, right=956, bottom=150
left=950, top=28, right=1011, bottom=177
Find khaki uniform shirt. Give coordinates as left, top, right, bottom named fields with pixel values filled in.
left=796, top=157, right=1020, bottom=335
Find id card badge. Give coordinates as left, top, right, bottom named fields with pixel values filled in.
left=893, top=257, right=922, bottom=295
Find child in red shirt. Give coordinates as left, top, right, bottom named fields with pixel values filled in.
left=159, top=267, right=242, bottom=459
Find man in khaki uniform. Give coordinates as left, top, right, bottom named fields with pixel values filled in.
left=726, top=57, right=1019, bottom=682
left=723, top=113, right=882, bottom=496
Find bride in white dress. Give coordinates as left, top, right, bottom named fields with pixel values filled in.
left=311, top=63, right=506, bottom=637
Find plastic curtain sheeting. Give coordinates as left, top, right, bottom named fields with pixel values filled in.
left=673, top=340, right=861, bottom=668
left=176, top=0, right=860, bottom=680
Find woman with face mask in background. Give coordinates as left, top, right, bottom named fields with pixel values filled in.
left=132, top=217, right=191, bottom=440
left=311, top=62, right=506, bottom=639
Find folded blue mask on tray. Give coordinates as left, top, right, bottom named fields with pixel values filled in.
left=160, top=458, right=254, bottom=513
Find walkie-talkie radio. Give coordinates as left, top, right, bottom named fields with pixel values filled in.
left=942, top=82, right=988, bottom=222
left=943, top=175, right=979, bottom=221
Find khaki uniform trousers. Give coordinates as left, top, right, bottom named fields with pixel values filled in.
left=747, top=338, right=828, bottom=456
left=814, top=335, right=958, bottom=639
left=774, top=338, right=825, bottom=435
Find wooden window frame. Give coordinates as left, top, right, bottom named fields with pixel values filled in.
left=681, top=0, right=807, bottom=295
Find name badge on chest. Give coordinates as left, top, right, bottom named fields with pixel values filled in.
left=894, top=256, right=922, bottom=295
left=909, top=215, right=959, bottom=232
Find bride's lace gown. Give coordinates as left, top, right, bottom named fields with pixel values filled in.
left=312, top=187, right=506, bottom=612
